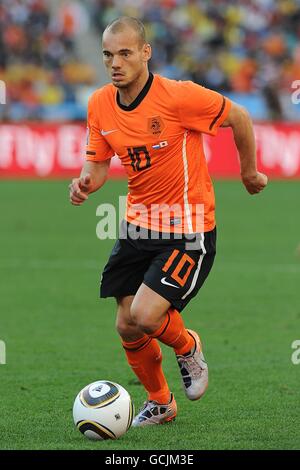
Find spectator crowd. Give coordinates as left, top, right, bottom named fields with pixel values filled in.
left=0, top=0, right=95, bottom=120
left=1, top=0, right=300, bottom=120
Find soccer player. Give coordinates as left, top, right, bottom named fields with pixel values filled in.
left=69, top=17, right=267, bottom=426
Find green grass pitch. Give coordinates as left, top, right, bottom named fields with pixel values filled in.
left=0, top=179, right=299, bottom=450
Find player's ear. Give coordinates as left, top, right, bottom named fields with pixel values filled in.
left=142, top=43, right=152, bottom=62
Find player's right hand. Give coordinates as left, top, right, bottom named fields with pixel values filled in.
left=69, top=174, right=92, bottom=206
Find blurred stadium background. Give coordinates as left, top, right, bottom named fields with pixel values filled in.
left=1, top=0, right=300, bottom=121
left=0, top=0, right=300, bottom=178
left=0, top=0, right=300, bottom=450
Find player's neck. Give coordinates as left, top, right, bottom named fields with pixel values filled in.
left=118, top=70, right=150, bottom=107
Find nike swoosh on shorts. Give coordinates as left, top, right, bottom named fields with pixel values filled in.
left=160, top=277, right=180, bottom=288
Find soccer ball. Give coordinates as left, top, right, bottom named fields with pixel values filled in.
left=73, top=380, right=134, bottom=440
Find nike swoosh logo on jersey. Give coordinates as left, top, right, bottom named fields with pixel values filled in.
left=161, top=277, right=180, bottom=288
left=101, top=129, right=118, bottom=136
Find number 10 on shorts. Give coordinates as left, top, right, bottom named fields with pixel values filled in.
left=163, top=250, right=195, bottom=287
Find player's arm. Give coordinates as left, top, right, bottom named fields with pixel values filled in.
left=221, top=101, right=268, bottom=195
left=69, top=90, right=115, bottom=206
left=69, top=159, right=111, bottom=206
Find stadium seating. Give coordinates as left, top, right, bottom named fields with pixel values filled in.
left=0, top=0, right=300, bottom=121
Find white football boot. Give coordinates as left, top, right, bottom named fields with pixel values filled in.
left=132, top=394, right=177, bottom=427
left=176, top=330, right=208, bottom=400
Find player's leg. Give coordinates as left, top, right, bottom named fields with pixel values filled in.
left=131, top=284, right=195, bottom=356
left=116, top=295, right=176, bottom=426
left=100, top=232, right=176, bottom=425
left=131, top=285, right=208, bottom=402
left=131, top=229, right=217, bottom=401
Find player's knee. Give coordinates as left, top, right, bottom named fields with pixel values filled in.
left=116, top=316, right=132, bottom=337
left=115, top=314, right=141, bottom=341
left=130, top=305, right=158, bottom=334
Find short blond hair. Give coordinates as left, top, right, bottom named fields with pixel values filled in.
left=104, top=16, right=146, bottom=48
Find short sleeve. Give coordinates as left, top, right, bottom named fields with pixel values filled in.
left=85, top=93, right=114, bottom=161
left=177, top=81, right=231, bottom=136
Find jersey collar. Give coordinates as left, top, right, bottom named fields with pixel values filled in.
left=116, top=72, right=154, bottom=111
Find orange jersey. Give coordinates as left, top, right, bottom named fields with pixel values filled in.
left=86, top=73, right=231, bottom=233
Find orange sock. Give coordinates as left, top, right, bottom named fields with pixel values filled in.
left=122, top=335, right=171, bottom=404
left=150, top=308, right=195, bottom=356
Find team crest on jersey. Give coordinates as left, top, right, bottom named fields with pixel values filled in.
left=148, top=116, right=165, bottom=136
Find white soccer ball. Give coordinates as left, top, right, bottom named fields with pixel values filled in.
left=73, top=380, right=134, bottom=440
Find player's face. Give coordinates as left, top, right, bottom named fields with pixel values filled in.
left=102, top=29, right=151, bottom=88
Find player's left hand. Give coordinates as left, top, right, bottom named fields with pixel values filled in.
left=241, top=171, right=268, bottom=195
